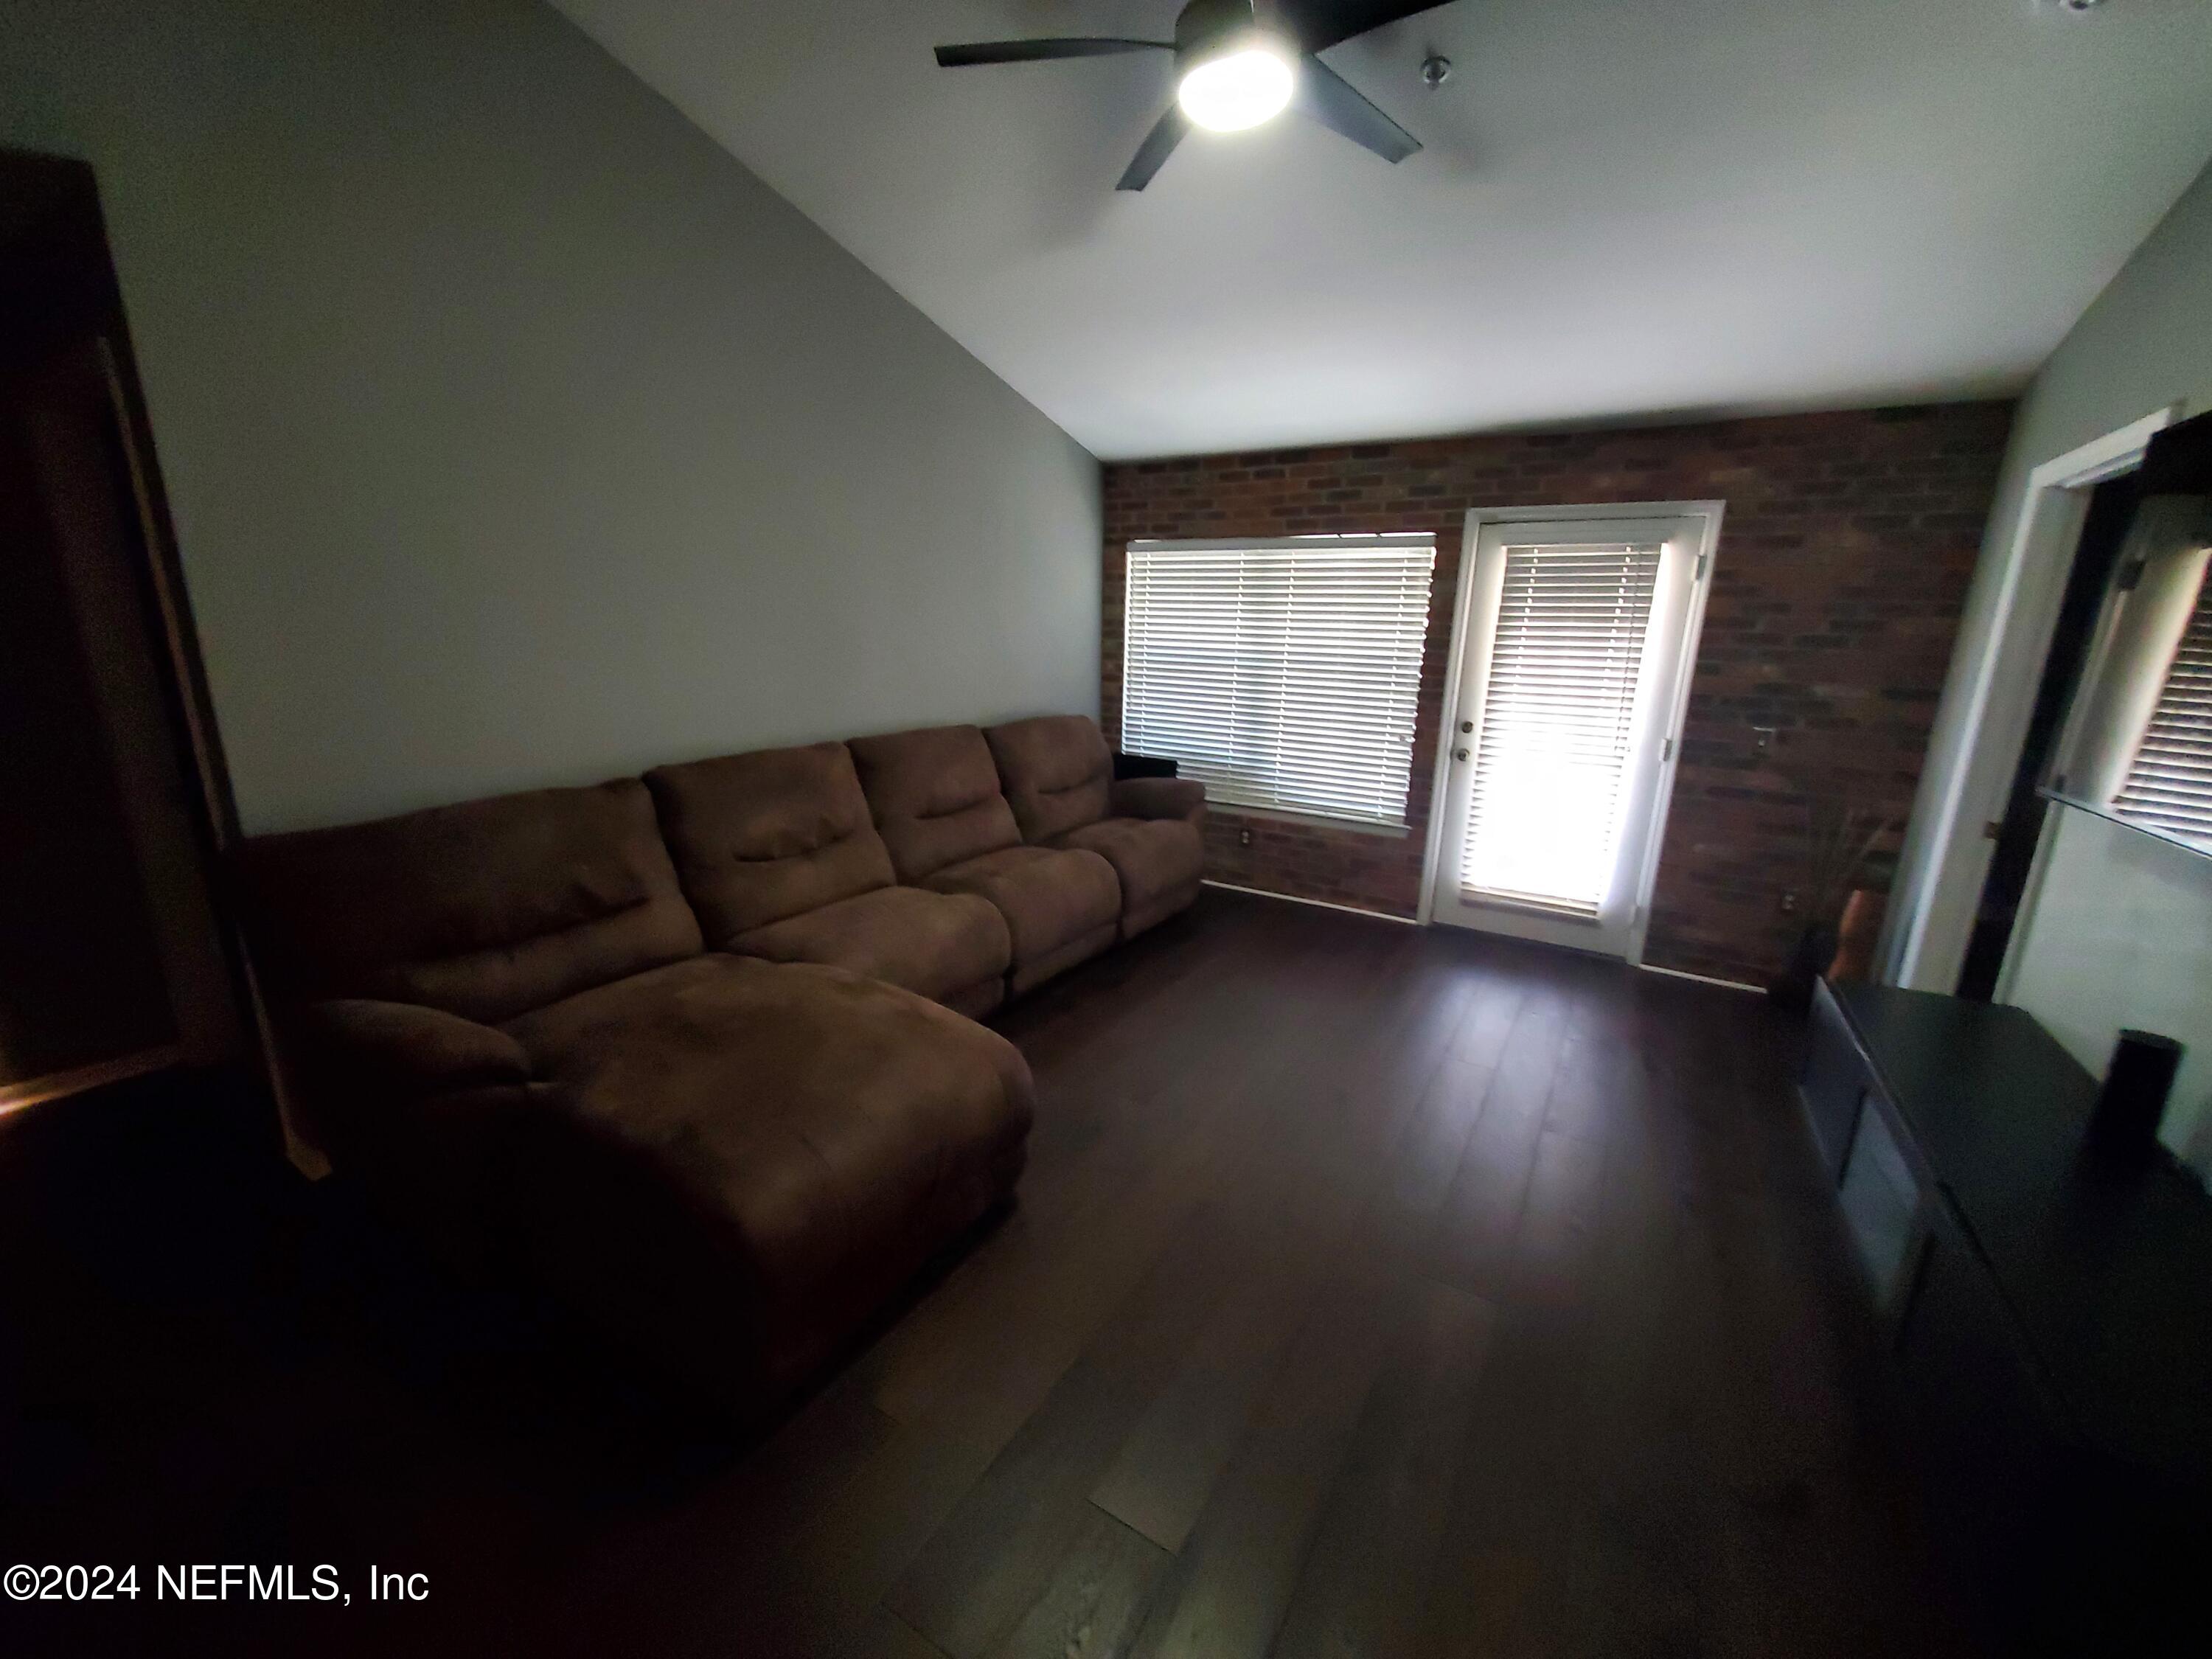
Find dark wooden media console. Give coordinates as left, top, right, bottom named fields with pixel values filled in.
left=1801, top=981, right=2212, bottom=1654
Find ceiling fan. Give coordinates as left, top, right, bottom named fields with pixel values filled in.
left=934, top=0, right=1451, bottom=191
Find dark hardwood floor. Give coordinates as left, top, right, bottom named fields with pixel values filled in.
left=0, top=890, right=1985, bottom=1658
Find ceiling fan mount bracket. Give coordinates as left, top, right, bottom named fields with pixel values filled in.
left=1173, top=0, right=1270, bottom=63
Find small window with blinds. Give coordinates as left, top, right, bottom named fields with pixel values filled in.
left=1458, top=543, right=1663, bottom=914
left=1121, top=535, right=1436, bottom=828
left=2112, top=571, right=2212, bottom=850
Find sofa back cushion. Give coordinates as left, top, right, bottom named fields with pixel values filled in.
left=985, top=715, right=1113, bottom=843
left=645, top=742, right=897, bottom=941
left=236, top=779, right=703, bottom=1026
left=846, top=724, right=1021, bottom=882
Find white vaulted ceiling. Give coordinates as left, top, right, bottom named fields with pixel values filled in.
left=551, top=0, right=2212, bottom=459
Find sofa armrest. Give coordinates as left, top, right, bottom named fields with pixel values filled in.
left=1110, top=776, right=1206, bottom=825
left=1113, top=750, right=1180, bottom=782
left=297, top=998, right=532, bottom=1095
left=285, top=1000, right=540, bottom=1284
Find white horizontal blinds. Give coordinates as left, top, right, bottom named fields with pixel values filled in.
left=1459, top=543, right=1663, bottom=914
left=1121, top=538, right=1436, bottom=827
left=2112, top=574, right=2212, bottom=849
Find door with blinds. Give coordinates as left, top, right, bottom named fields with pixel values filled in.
left=1428, top=515, right=1708, bottom=956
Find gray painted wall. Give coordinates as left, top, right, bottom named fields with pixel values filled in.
left=1890, top=158, right=2212, bottom=1173
left=1, top=0, right=1102, bottom=833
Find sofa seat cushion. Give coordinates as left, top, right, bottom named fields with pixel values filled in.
left=1054, top=815, right=1204, bottom=915
left=504, top=955, right=1032, bottom=1400
left=728, top=885, right=1010, bottom=1007
left=923, top=844, right=1120, bottom=978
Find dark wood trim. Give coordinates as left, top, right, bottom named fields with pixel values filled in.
left=3, top=148, right=271, bottom=1116
left=94, top=335, right=244, bottom=850
left=0, top=1046, right=184, bottom=1115
left=3, top=151, right=243, bottom=852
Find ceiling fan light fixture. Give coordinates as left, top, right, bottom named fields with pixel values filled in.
left=1176, top=35, right=1296, bottom=132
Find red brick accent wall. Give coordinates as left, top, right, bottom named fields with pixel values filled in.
left=1102, top=402, right=2015, bottom=984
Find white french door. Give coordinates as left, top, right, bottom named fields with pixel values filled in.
left=1426, top=512, right=1712, bottom=959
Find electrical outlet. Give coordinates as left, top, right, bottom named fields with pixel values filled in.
left=1780, top=890, right=1800, bottom=916
left=1239, top=827, right=1253, bottom=848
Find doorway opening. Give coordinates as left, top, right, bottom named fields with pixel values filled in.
left=1420, top=504, right=1719, bottom=960
left=1888, top=408, right=2175, bottom=991
left=1954, top=471, right=2143, bottom=1000
left=1, top=150, right=246, bottom=1114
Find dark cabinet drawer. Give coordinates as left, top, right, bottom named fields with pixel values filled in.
left=1894, top=1217, right=2059, bottom=1536
left=1891, top=1211, right=2123, bottom=1652
left=1838, top=1095, right=1924, bottom=1311
left=1800, top=978, right=1866, bottom=1181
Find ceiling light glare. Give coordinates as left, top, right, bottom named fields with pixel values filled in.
left=1177, top=38, right=1295, bottom=133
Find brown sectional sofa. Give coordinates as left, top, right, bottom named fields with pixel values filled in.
left=237, top=715, right=1202, bottom=1419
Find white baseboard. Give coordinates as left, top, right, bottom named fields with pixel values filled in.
left=1636, top=961, right=1764, bottom=995
left=1201, top=879, right=1420, bottom=925
left=1201, top=882, right=1768, bottom=990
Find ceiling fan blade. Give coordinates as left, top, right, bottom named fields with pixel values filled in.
left=1293, top=58, right=1420, bottom=162
left=1116, top=106, right=1192, bottom=192
left=1272, top=1, right=1452, bottom=53
left=934, top=38, right=1172, bottom=68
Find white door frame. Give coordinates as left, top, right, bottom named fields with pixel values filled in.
left=1417, top=501, right=1724, bottom=963
left=1889, top=407, right=2178, bottom=990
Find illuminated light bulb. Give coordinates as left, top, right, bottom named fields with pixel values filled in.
left=1176, top=39, right=1295, bottom=133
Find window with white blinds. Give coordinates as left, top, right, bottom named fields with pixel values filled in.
left=1458, top=543, right=1663, bottom=914
left=2112, top=571, right=2212, bottom=850
left=1121, top=536, right=1436, bottom=828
